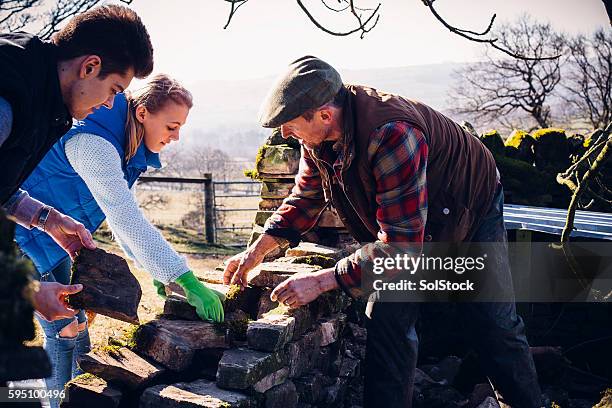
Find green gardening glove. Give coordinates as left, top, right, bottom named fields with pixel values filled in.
left=153, top=279, right=167, bottom=299
left=175, top=271, right=224, bottom=322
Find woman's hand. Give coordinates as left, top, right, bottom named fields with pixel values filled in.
left=175, top=271, right=224, bottom=322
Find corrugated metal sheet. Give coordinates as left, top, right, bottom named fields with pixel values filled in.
left=504, top=204, right=612, bottom=240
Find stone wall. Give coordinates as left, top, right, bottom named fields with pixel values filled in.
left=62, top=241, right=366, bottom=407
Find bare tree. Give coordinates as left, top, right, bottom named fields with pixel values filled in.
left=0, top=0, right=133, bottom=40
left=450, top=15, right=567, bottom=130
left=220, top=0, right=612, bottom=60
left=562, top=29, right=612, bottom=129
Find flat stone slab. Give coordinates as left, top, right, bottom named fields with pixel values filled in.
left=260, top=181, right=295, bottom=199
left=248, top=270, right=295, bottom=288
left=216, top=348, right=287, bottom=390
left=287, top=327, right=322, bottom=378
left=134, top=319, right=230, bottom=371
left=258, top=198, right=285, bottom=211
left=254, top=211, right=275, bottom=227
left=319, top=314, right=347, bottom=347
left=68, top=248, right=141, bottom=324
left=77, top=347, right=165, bottom=390
left=247, top=263, right=320, bottom=288
left=252, top=367, right=289, bottom=393
left=285, top=242, right=341, bottom=260
left=140, top=379, right=253, bottom=408
left=264, top=380, right=298, bottom=408
left=247, top=314, right=295, bottom=352
left=61, top=374, right=122, bottom=408
left=256, top=145, right=301, bottom=177
left=254, top=262, right=322, bottom=275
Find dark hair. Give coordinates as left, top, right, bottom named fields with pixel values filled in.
left=301, top=86, right=347, bottom=121
left=52, top=5, right=153, bottom=79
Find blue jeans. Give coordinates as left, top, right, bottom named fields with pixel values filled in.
left=363, top=184, right=542, bottom=407
left=36, top=258, right=91, bottom=408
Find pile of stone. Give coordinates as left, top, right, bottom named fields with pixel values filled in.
left=248, top=128, right=352, bottom=255
left=62, top=242, right=366, bottom=408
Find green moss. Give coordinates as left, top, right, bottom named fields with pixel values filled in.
left=223, top=284, right=244, bottom=313
left=70, top=372, right=104, bottom=386
left=531, top=128, right=570, bottom=172
left=290, top=255, right=336, bottom=269
left=531, top=127, right=566, bottom=140
left=504, top=129, right=529, bottom=148
left=265, top=127, right=300, bottom=148
left=243, top=168, right=260, bottom=180
left=213, top=316, right=251, bottom=340
left=99, top=344, right=125, bottom=360
left=113, top=324, right=140, bottom=350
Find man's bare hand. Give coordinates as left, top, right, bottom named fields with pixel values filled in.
left=45, top=209, right=96, bottom=260
left=222, top=250, right=265, bottom=289
left=223, top=234, right=280, bottom=288
left=270, top=268, right=339, bottom=308
left=32, top=281, right=83, bottom=321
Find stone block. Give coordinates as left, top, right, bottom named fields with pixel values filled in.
left=287, top=327, right=322, bottom=378
left=68, top=248, right=141, bottom=324
left=256, top=145, right=300, bottom=178
left=140, top=379, right=253, bottom=408
left=163, top=294, right=200, bottom=320
left=61, top=374, right=122, bottom=408
left=262, top=303, right=316, bottom=339
left=293, top=371, right=324, bottom=404
left=319, top=313, right=347, bottom=347
left=264, top=380, right=298, bottom=408
left=339, top=357, right=360, bottom=378
left=321, top=377, right=349, bottom=407
left=257, top=289, right=280, bottom=318
left=248, top=270, right=294, bottom=288
left=216, top=348, right=287, bottom=390
left=259, top=199, right=285, bottom=210
left=313, top=291, right=351, bottom=318
left=248, top=263, right=320, bottom=288
left=77, top=347, right=165, bottom=390
left=260, top=180, right=295, bottom=199
left=252, top=367, right=289, bottom=393
left=247, top=314, right=295, bottom=352
left=254, top=211, right=275, bottom=227
left=134, top=319, right=230, bottom=371
left=285, top=242, right=341, bottom=260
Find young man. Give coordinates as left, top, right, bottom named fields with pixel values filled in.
left=0, top=4, right=154, bottom=321
left=224, top=56, right=542, bottom=407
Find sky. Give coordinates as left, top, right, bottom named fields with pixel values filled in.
left=128, top=0, right=610, bottom=85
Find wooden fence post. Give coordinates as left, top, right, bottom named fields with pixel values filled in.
left=203, top=173, right=215, bottom=244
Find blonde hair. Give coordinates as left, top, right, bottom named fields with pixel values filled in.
left=124, top=74, right=193, bottom=160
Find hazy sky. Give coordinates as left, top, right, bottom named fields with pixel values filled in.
left=129, top=0, right=609, bottom=85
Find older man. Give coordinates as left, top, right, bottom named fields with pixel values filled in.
left=224, top=56, right=542, bottom=407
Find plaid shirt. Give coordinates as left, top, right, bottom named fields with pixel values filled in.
left=264, top=121, right=428, bottom=297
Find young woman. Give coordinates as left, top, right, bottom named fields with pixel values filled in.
left=15, top=74, right=223, bottom=406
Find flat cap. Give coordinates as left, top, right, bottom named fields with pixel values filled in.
left=258, top=56, right=343, bottom=128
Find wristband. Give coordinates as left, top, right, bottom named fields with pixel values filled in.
left=36, top=206, right=52, bottom=232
